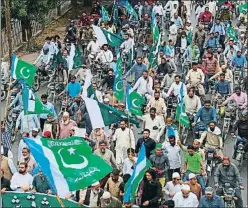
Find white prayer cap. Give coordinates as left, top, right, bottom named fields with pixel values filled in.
left=102, top=192, right=111, bottom=199
left=181, top=184, right=191, bottom=191
left=188, top=173, right=196, bottom=180
left=32, top=128, right=39, bottom=132
left=172, top=172, right=180, bottom=179
left=91, top=181, right=100, bottom=187
left=1, top=146, right=4, bottom=155
left=63, top=112, right=69, bottom=117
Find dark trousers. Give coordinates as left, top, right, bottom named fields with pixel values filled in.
left=40, top=118, right=47, bottom=131
left=168, top=168, right=181, bottom=181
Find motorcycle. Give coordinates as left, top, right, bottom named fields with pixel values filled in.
left=6, top=106, right=21, bottom=143
left=221, top=183, right=238, bottom=208
left=194, top=122, right=206, bottom=139
left=234, top=136, right=247, bottom=167
left=233, top=66, right=244, bottom=88
left=1, top=77, right=8, bottom=101
left=166, top=96, right=178, bottom=119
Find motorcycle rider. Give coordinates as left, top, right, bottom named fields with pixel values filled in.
left=204, top=32, right=218, bottom=49
left=232, top=50, right=246, bottom=76
left=33, top=47, right=51, bottom=77
left=168, top=21, right=178, bottom=43
left=142, top=1, right=152, bottom=16
left=171, top=12, right=183, bottom=29
left=87, top=36, right=101, bottom=64
left=164, top=0, right=179, bottom=18
left=9, top=88, right=23, bottom=111
left=184, top=41, right=200, bottom=62
left=215, top=47, right=227, bottom=66
left=161, top=69, right=176, bottom=90
left=100, top=69, right=115, bottom=89
left=185, top=62, right=205, bottom=96
left=231, top=110, right=248, bottom=159
left=193, top=100, right=217, bottom=128
left=95, top=44, right=113, bottom=65
left=166, top=75, right=187, bottom=98
left=199, top=6, right=212, bottom=25
left=199, top=121, right=223, bottom=157
left=210, top=19, right=225, bottom=48
left=132, top=70, right=153, bottom=96
left=222, top=86, right=247, bottom=109
left=139, top=13, right=151, bottom=28
left=214, top=157, right=244, bottom=208
left=120, top=33, right=134, bottom=56
left=194, top=24, right=207, bottom=57
left=184, top=87, right=202, bottom=116
left=212, top=73, right=231, bottom=96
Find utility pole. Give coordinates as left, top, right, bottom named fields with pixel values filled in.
left=4, top=0, right=12, bottom=62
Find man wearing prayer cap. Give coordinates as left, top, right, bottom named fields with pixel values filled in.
left=100, top=191, right=122, bottom=208
left=172, top=184, right=199, bottom=207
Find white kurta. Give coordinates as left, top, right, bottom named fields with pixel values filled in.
left=10, top=172, right=33, bottom=192
left=173, top=192, right=199, bottom=207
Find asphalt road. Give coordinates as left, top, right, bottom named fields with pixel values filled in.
left=0, top=7, right=247, bottom=206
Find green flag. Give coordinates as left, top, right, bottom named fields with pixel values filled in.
left=22, top=85, right=53, bottom=115
left=82, top=72, right=97, bottom=100
left=73, top=46, right=82, bottom=69
left=101, top=6, right=110, bottom=22
left=11, top=54, right=37, bottom=87
left=176, top=104, right=190, bottom=128
left=148, top=45, right=158, bottom=69
left=239, top=3, right=248, bottom=14
left=113, top=55, right=124, bottom=101
left=101, top=29, right=124, bottom=47
left=152, top=25, right=160, bottom=43
left=126, top=85, right=146, bottom=116
left=24, top=137, right=113, bottom=197
left=126, top=1, right=138, bottom=20
left=227, top=26, right=238, bottom=41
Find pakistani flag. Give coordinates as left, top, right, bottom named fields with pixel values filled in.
left=22, top=85, right=52, bottom=115
left=82, top=71, right=96, bottom=100
left=151, top=11, right=159, bottom=43
left=126, top=84, right=146, bottom=116
left=126, top=1, right=138, bottom=20
left=239, top=3, right=248, bottom=14
left=24, top=136, right=113, bottom=197
left=113, top=1, right=119, bottom=24
left=84, top=97, right=139, bottom=129
left=123, top=143, right=151, bottom=203
left=176, top=104, right=190, bottom=128
left=92, top=25, right=124, bottom=47
left=73, top=46, right=82, bottom=69
left=227, top=26, right=238, bottom=41
left=148, top=44, right=158, bottom=69
left=113, top=54, right=124, bottom=101
left=11, top=54, right=37, bottom=87
left=101, top=6, right=110, bottom=22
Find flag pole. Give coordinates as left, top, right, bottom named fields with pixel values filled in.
left=3, top=73, right=13, bottom=128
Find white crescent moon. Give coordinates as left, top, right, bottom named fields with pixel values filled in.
left=116, top=80, right=123, bottom=92
left=132, top=99, right=139, bottom=108
left=20, top=67, right=30, bottom=79
left=58, top=149, right=88, bottom=169
left=108, top=33, right=113, bottom=43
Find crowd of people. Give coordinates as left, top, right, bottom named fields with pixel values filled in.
left=1, top=0, right=248, bottom=207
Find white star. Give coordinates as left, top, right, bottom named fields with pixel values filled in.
left=68, top=147, right=75, bottom=155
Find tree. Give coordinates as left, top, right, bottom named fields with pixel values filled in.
left=11, top=0, right=59, bottom=41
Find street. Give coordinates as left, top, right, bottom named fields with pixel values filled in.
left=0, top=6, right=247, bottom=207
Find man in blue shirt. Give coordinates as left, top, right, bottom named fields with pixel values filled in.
left=125, top=57, right=147, bottom=83
left=214, top=73, right=231, bottom=96
left=232, top=50, right=246, bottom=67
left=59, top=75, right=82, bottom=98
left=205, top=32, right=218, bottom=49
left=199, top=187, right=224, bottom=208
left=193, top=100, right=217, bottom=128
left=40, top=94, right=57, bottom=131
left=210, top=19, right=225, bottom=48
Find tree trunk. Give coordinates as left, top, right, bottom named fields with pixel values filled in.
left=71, top=0, right=78, bottom=18
left=4, top=0, right=12, bottom=62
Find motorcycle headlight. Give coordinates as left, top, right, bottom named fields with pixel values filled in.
left=224, top=196, right=232, bottom=201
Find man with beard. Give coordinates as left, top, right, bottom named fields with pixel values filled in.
left=113, top=120, right=135, bottom=169
left=32, top=170, right=51, bottom=194
left=120, top=33, right=134, bottom=56
left=104, top=169, right=123, bottom=199
left=163, top=135, right=181, bottom=181
left=19, top=147, right=36, bottom=174
left=222, top=87, right=247, bottom=109
left=10, top=162, right=33, bottom=192
left=215, top=157, right=244, bottom=208
left=183, top=88, right=202, bottom=116
left=40, top=94, right=57, bottom=131
left=146, top=92, right=167, bottom=118
left=199, top=186, right=224, bottom=207
left=100, top=69, right=115, bottom=89
left=173, top=184, right=199, bottom=207
left=125, top=57, right=147, bottom=83
left=166, top=75, right=187, bottom=98
left=142, top=108, right=165, bottom=142
left=100, top=191, right=122, bottom=208
left=136, top=129, right=156, bottom=158
left=132, top=70, right=153, bottom=96
left=58, top=75, right=82, bottom=98
left=94, top=140, right=117, bottom=169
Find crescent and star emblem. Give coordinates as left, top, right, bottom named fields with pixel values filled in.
left=58, top=148, right=88, bottom=169
left=116, top=80, right=123, bottom=92
left=107, top=33, right=113, bottom=43
left=132, top=99, right=139, bottom=108
left=20, top=67, right=30, bottom=79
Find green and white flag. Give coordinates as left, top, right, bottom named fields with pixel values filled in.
left=176, top=104, right=190, bottom=128
left=227, top=26, right=238, bottom=41
left=126, top=84, right=146, bottom=116
left=102, top=29, right=124, bottom=47
left=101, top=6, right=110, bottom=22
left=84, top=97, right=139, bottom=129
left=24, top=136, right=113, bottom=197
left=92, top=25, right=124, bottom=47
left=22, top=84, right=52, bottom=115
left=11, top=54, right=37, bottom=87
left=126, top=1, right=138, bottom=20
left=82, top=71, right=96, bottom=100
left=113, top=54, right=124, bottom=101
left=73, top=46, right=82, bottom=69
left=239, top=3, right=248, bottom=14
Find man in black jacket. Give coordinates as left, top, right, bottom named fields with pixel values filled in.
left=135, top=129, right=156, bottom=158
left=100, top=69, right=115, bottom=89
